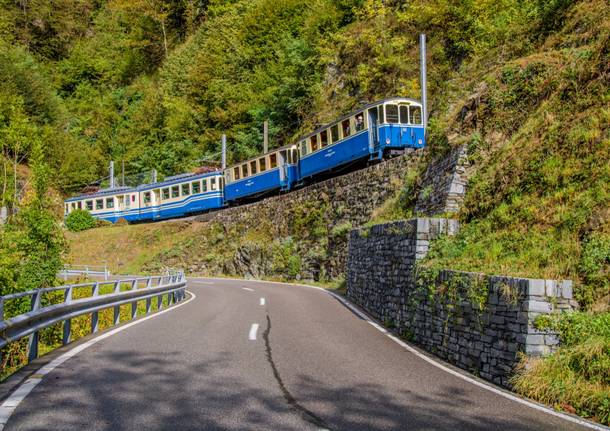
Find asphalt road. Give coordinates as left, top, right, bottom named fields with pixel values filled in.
left=4, top=278, right=594, bottom=430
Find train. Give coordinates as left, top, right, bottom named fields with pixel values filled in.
left=64, top=97, right=426, bottom=223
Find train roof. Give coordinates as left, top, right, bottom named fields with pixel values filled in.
left=64, top=186, right=135, bottom=202
left=136, top=170, right=223, bottom=192
left=65, top=171, right=224, bottom=202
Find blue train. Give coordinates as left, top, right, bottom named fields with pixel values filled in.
left=64, top=98, right=425, bottom=223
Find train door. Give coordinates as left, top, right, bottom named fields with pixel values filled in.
left=368, top=108, right=379, bottom=155
left=279, top=150, right=287, bottom=184
left=152, top=189, right=160, bottom=219
left=117, top=195, right=125, bottom=211
left=399, top=104, right=413, bottom=147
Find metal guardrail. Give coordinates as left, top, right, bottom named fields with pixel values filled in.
left=59, top=264, right=111, bottom=281
left=0, top=273, right=187, bottom=364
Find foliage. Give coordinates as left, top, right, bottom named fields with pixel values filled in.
left=272, top=237, right=302, bottom=279
left=65, top=209, right=97, bottom=232
left=513, top=311, right=610, bottom=425
left=534, top=312, right=610, bottom=348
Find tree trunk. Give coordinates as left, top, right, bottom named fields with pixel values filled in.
left=161, top=20, right=168, bottom=57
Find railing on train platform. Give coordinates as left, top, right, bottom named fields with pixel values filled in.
left=59, top=264, right=111, bottom=281
left=0, top=272, right=187, bottom=364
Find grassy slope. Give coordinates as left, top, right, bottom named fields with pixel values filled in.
left=404, top=0, right=609, bottom=308
left=65, top=221, right=196, bottom=275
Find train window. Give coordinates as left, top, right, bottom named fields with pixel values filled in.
left=259, top=157, right=267, bottom=172
left=355, top=111, right=366, bottom=131
left=202, top=179, right=208, bottom=192
left=292, top=148, right=298, bottom=163
left=162, top=188, right=169, bottom=200
left=192, top=181, right=201, bottom=194
left=410, top=106, right=422, bottom=124
left=386, top=104, right=399, bottom=123
left=269, top=153, right=278, bottom=168
left=250, top=160, right=257, bottom=175
left=143, top=192, right=151, bottom=204
left=300, top=140, right=307, bottom=156
left=125, top=195, right=131, bottom=209
left=233, top=167, right=241, bottom=180
left=378, top=105, right=384, bottom=123
left=132, top=194, right=136, bottom=202
left=330, top=124, right=339, bottom=143
left=310, top=135, right=319, bottom=152
left=211, top=177, right=217, bottom=190
left=86, top=201, right=93, bottom=211
left=95, top=199, right=103, bottom=210
left=106, top=198, right=114, bottom=209
left=399, top=105, right=409, bottom=124
left=171, top=186, right=179, bottom=198
left=320, top=130, right=328, bottom=147
left=65, top=204, right=69, bottom=214
left=76, top=201, right=81, bottom=209
left=341, top=119, right=351, bottom=138
left=182, top=183, right=190, bottom=196
left=219, top=177, right=224, bottom=190
left=241, top=164, right=248, bottom=178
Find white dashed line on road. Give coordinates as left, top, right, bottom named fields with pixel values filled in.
left=242, top=287, right=254, bottom=292
left=249, top=324, right=259, bottom=340
left=260, top=298, right=265, bottom=306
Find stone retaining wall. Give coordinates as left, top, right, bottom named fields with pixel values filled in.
left=346, top=219, right=576, bottom=387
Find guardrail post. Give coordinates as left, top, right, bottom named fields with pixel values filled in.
left=104, top=265, right=108, bottom=281
left=63, top=286, right=73, bottom=345
left=113, top=281, right=121, bottom=325
left=27, top=292, right=41, bottom=363
left=145, top=278, right=152, bottom=314
left=130, top=280, right=138, bottom=320
left=91, top=282, right=100, bottom=333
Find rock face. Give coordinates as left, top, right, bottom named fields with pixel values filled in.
left=346, top=219, right=577, bottom=387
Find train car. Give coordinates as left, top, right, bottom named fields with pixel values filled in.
left=298, top=97, right=425, bottom=180
left=137, top=171, right=225, bottom=221
left=223, top=144, right=299, bottom=204
left=64, top=186, right=140, bottom=223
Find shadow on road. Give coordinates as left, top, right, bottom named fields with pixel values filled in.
left=7, top=347, right=555, bottom=431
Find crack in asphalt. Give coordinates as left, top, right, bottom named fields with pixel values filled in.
left=262, top=314, right=332, bottom=431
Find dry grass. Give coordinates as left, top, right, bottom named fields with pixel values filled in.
left=65, top=220, right=199, bottom=274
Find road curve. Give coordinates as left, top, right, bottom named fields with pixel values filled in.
left=4, top=278, right=594, bottom=431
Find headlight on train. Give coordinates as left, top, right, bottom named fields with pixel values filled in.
left=418, top=139, right=422, bottom=144
left=386, top=138, right=391, bottom=144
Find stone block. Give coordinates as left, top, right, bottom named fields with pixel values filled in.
left=545, top=280, right=557, bottom=297
left=527, top=279, right=546, bottom=297
left=522, top=300, right=552, bottom=313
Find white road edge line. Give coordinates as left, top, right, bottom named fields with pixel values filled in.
left=260, top=298, right=265, bottom=306
left=242, top=287, right=254, bottom=292
left=0, top=290, right=197, bottom=430
left=249, top=323, right=259, bottom=340
left=194, top=276, right=609, bottom=431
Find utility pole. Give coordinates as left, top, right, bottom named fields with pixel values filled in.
left=221, top=134, right=227, bottom=170
left=419, top=33, right=428, bottom=127
left=109, top=161, right=115, bottom=189
left=151, top=169, right=158, bottom=183
left=121, top=160, right=125, bottom=186
left=263, top=120, right=269, bottom=154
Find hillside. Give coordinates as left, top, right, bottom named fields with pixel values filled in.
left=39, top=0, right=603, bottom=311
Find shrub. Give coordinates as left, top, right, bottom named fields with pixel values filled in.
left=65, top=209, right=96, bottom=232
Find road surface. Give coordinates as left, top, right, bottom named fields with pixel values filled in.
left=4, top=278, right=594, bottom=430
